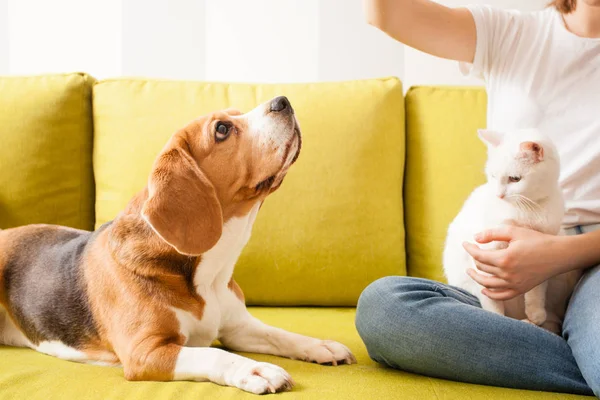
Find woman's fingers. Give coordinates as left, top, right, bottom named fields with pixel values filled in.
left=471, top=260, right=505, bottom=278
left=482, top=288, right=519, bottom=301
left=467, top=268, right=510, bottom=288
left=462, top=242, right=502, bottom=266
left=474, top=225, right=517, bottom=244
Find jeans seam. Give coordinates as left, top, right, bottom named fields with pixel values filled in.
left=433, top=284, right=480, bottom=306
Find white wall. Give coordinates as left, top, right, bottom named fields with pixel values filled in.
left=6, top=0, right=122, bottom=78
left=205, top=0, right=320, bottom=83
left=0, top=0, right=547, bottom=88
left=122, top=0, right=206, bottom=80
left=0, top=0, right=8, bottom=74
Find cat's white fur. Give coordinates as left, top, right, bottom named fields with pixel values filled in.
left=443, top=128, right=582, bottom=334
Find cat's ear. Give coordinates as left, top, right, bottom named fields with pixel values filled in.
left=519, top=141, right=544, bottom=163
left=478, top=129, right=504, bottom=148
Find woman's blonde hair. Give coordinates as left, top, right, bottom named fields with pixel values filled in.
left=551, top=0, right=576, bottom=13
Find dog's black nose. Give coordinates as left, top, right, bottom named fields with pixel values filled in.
left=270, top=96, right=290, bottom=112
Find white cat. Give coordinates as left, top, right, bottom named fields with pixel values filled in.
left=443, top=128, right=582, bottom=334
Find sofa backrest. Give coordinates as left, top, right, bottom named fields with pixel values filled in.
left=93, top=77, right=406, bottom=306
left=404, top=86, right=488, bottom=282
left=0, top=73, right=491, bottom=306
left=0, top=73, right=95, bottom=231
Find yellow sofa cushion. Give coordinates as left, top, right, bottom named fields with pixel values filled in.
left=404, top=87, right=487, bottom=281
left=0, top=73, right=95, bottom=230
left=0, top=307, right=585, bottom=400
left=93, top=78, right=406, bottom=306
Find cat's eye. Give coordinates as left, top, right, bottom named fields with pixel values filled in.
left=508, top=176, right=521, bottom=183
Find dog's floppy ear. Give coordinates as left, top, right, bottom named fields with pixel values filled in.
left=142, top=138, right=223, bottom=255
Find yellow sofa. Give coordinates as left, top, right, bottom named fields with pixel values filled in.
left=0, top=73, right=590, bottom=399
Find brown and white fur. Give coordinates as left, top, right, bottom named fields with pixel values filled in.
left=443, top=128, right=582, bottom=334
left=0, top=96, right=355, bottom=395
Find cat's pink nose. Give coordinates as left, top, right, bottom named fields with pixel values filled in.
left=497, top=194, right=505, bottom=199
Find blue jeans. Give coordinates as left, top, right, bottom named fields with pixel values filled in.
left=355, top=225, right=599, bottom=396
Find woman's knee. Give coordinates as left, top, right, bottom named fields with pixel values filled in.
left=355, top=276, right=436, bottom=362
left=356, top=276, right=395, bottom=333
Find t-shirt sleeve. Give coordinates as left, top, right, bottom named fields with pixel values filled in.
left=459, top=5, right=522, bottom=81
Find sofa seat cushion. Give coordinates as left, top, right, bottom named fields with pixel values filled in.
left=0, top=307, right=586, bottom=400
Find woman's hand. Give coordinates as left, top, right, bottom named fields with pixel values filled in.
left=462, top=225, right=566, bottom=300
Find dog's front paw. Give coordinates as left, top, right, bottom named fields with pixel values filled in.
left=300, top=340, right=356, bottom=366
left=230, top=362, right=294, bottom=395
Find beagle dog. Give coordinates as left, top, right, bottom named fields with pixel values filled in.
left=0, top=96, right=356, bottom=394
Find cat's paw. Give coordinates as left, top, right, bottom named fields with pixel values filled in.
left=524, top=308, right=547, bottom=326
left=479, top=297, right=505, bottom=316
left=541, top=321, right=562, bottom=335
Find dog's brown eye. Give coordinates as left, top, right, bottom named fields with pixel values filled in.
left=509, top=176, right=521, bottom=183
left=215, top=122, right=231, bottom=142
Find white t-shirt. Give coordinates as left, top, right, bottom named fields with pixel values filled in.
left=459, top=5, right=600, bottom=228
